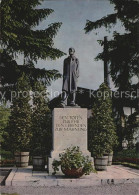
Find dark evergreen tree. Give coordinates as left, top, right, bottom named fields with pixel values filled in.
left=0, top=105, right=10, bottom=143
left=30, top=81, right=52, bottom=156
left=88, top=83, right=118, bottom=157
left=4, top=73, right=32, bottom=152
left=85, top=0, right=138, bottom=150
left=84, top=0, right=139, bottom=90
left=0, top=0, right=65, bottom=90
left=124, top=112, right=139, bottom=149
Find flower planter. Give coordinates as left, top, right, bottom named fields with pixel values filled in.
left=94, top=156, right=108, bottom=171
left=61, top=166, right=84, bottom=178
left=52, top=146, right=95, bottom=176
left=14, top=152, right=29, bottom=167
left=32, top=156, right=45, bottom=171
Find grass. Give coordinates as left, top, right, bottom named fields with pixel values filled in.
left=113, top=161, right=139, bottom=169
left=113, top=148, right=139, bottom=169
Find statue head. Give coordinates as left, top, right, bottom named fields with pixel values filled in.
left=69, top=47, right=75, bottom=56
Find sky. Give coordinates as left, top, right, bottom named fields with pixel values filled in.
left=17, top=0, right=129, bottom=99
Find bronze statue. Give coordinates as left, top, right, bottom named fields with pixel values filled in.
left=61, top=48, right=79, bottom=107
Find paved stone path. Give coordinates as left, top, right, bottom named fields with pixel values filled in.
left=1, top=183, right=139, bottom=195
left=4, top=165, right=139, bottom=187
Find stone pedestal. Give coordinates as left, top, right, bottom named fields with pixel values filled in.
left=48, top=108, right=93, bottom=174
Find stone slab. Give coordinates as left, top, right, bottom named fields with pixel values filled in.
left=52, top=108, right=89, bottom=153
left=5, top=168, right=17, bottom=186
left=4, top=165, right=139, bottom=187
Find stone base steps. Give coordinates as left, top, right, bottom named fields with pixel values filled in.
left=5, top=165, right=139, bottom=187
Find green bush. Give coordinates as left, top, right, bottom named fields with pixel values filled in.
left=0, top=149, right=15, bottom=167
left=113, top=149, right=139, bottom=165
left=0, top=149, right=14, bottom=160
left=114, top=149, right=138, bottom=159
left=88, top=83, right=118, bottom=157
left=52, top=146, right=95, bottom=175
left=0, top=105, right=10, bottom=144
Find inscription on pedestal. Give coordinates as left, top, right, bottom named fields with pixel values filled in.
left=55, top=115, right=87, bottom=131
left=52, top=108, right=88, bottom=152
left=48, top=108, right=93, bottom=174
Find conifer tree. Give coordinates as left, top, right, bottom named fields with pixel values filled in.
left=30, top=81, right=52, bottom=156
left=4, top=73, right=32, bottom=152
left=0, top=0, right=65, bottom=87
left=85, top=0, right=139, bottom=90
left=88, top=83, right=118, bottom=157
left=85, top=0, right=138, bottom=147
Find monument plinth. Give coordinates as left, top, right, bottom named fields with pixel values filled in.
left=48, top=108, right=93, bottom=174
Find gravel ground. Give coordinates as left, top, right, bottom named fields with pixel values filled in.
left=1, top=183, right=139, bottom=195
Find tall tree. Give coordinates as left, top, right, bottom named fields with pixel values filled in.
left=85, top=1, right=139, bottom=151
left=3, top=73, right=32, bottom=152
left=0, top=0, right=65, bottom=89
left=84, top=0, right=139, bottom=91
left=124, top=111, right=139, bottom=149
left=30, top=81, right=52, bottom=156
left=88, top=83, right=118, bottom=156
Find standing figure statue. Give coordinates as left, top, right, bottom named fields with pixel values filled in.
left=61, top=48, right=79, bottom=107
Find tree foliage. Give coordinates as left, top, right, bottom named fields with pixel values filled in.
left=0, top=105, right=10, bottom=143
left=88, top=83, right=118, bottom=157
left=1, top=0, right=65, bottom=61
left=84, top=0, right=139, bottom=90
left=30, top=81, right=52, bottom=156
left=124, top=112, right=139, bottom=148
left=3, top=73, right=32, bottom=152
left=0, top=0, right=65, bottom=88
